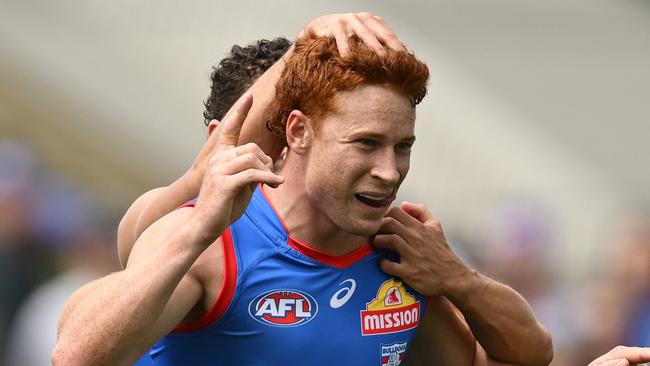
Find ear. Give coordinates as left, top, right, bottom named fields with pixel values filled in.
left=285, top=110, right=314, bottom=154
left=207, top=119, right=220, bottom=136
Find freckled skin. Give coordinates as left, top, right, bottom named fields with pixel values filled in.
left=303, top=84, right=416, bottom=238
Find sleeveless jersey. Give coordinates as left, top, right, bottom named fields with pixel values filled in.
left=147, top=186, right=428, bottom=366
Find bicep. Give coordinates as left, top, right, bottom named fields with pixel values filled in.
left=122, top=208, right=208, bottom=354
left=117, top=187, right=166, bottom=269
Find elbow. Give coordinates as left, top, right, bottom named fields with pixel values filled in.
left=52, top=342, right=75, bottom=366
left=52, top=340, right=97, bottom=366
left=524, top=326, right=554, bottom=366
left=537, top=328, right=554, bottom=366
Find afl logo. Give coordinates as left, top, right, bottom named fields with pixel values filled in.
left=248, top=289, right=318, bottom=327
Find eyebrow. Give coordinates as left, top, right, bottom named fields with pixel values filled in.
left=346, top=130, right=416, bottom=143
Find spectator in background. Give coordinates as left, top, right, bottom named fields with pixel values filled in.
left=4, top=222, right=118, bottom=366
left=0, top=140, right=119, bottom=365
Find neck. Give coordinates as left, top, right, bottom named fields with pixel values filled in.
left=264, top=161, right=368, bottom=255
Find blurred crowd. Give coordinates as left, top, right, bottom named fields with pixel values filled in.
left=0, top=138, right=649, bottom=365
left=0, top=140, right=119, bottom=366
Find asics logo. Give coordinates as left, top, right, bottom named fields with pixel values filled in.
left=330, top=279, right=356, bottom=309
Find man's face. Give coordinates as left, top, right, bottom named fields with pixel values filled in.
left=304, top=84, right=416, bottom=236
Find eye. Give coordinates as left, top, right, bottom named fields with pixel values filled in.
left=396, top=142, right=413, bottom=152
left=356, top=138, right=378, bottom=148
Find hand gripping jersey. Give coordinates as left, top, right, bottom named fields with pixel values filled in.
left=147, top=186, right=428, bottom=366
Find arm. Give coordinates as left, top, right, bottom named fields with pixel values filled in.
left=54, top=208, right=207, bottom=366
left=373, top=203, right=553, bottom=366
left=54, top=95, right=283, bottom=365
left=129, top=12, right=406, bottom=257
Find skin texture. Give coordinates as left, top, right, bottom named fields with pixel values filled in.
left=55, top=13, right=553, bottom=366
left=265, top=85, right=415, bottom=254
left=588, top=346, right=650, bottom=366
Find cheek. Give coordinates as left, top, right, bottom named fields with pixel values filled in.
left=398, top=156, right=411, bottom=180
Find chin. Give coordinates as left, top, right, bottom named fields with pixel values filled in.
left=342, top=218, right=382, bottom=237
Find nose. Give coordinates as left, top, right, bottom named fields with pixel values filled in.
left=369, top=151, right=400, bottom=185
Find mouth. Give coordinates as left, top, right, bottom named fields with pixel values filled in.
left=355, top=191, right=396, bottom=208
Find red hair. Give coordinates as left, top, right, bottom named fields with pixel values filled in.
left=268, top=34, right=429, bottom=136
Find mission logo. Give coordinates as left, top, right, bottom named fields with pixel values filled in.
left=249, top=289, right=318, bottom=327
left=361, top=279, right=420, bottom=336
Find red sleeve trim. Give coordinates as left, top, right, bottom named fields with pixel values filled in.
left=176, top=198, right=197, bottom=209
left=171, top=227, right=237, bottom=333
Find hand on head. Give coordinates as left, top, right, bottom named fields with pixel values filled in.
left=299, top=12, right=406, bottom=58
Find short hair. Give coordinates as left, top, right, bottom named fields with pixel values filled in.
left=203, top=37, right=292, bottom=125
left=268, top=34, right=429, bottom=136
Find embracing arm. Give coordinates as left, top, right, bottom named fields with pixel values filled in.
left=444, top=270, right=553, bottom=366
left=375, top=203, right=552, bottom=366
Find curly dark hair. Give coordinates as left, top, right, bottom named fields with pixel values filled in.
left=203, top=37, right=293, bottom=125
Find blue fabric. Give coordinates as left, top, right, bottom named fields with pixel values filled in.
left=148, top=187, right=427, bottom=365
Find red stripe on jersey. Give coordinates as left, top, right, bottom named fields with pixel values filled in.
left=261, top=184, right=372, bottom=268
left=172, top=227, right=237, bottom=333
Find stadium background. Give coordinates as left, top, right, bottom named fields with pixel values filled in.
left=1, top=0, right=649, bottom=364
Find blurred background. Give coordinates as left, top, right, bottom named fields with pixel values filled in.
left=1, top=0, right=649, bottom=365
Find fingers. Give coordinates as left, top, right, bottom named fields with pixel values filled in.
left=401, top=201, right=437, bottom=225
left=590, top=360, right=629, bottom=366
left=385, top=205, right=422, bottom=228
left=234, top=143, right=273, bottom=168
left=221, top=152, right=282, bottom=188
left=379, top=258, right=404, bottom=278
left=377, top=215, right=412, bottom=241
left=332, top=25, right=350, bottom=58
left=369, top=15, right=406, bottom=52
left=302, top=12, right=406, bottom=58
left=372, top=233, right=413, bottom=256
left=229, top=168, right=284, bottom=190
left=348, top=14, right=385, bottom=55
left=609, top=346, right=650, bottom=363
left=216, top=93, right=253, bottom=149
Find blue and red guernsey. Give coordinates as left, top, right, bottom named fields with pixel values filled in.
left=147, top=186, right=428, bottom=366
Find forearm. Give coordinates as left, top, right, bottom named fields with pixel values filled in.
left=236, top=45, right=294, bottom=160
left=54, top=221, right=205, bottom=366
left=445, top=271, right=553, bottom=366
left=133, top=47, right=294, bottom=242
left=134, top=173, right=199, bottom=240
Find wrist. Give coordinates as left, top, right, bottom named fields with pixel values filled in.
left=442, top=268, right=485, bottom=307
left=187, top=208, right=227, bottom=249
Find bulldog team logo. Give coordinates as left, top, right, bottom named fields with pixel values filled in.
left=381, top=341, right=408, bottom=366
left=249, top=289, right=318, bottom=327
left=361, top=279, right=420, bottom=335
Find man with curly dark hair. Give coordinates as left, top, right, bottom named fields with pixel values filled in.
left=113, top=37, right=292, bottom=271
left=203, top=37, right=292, bottom=125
